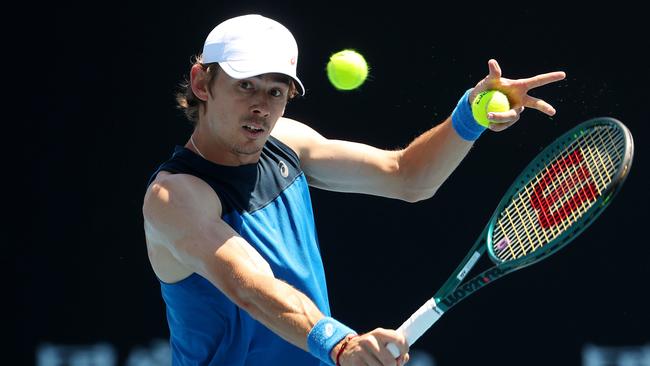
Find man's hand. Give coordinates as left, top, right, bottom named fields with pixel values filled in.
left=469, top=59, right=566, bottom=131
left=334, top=328, right=410, bottom=366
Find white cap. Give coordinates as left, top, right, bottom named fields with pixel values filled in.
left=202, top=14, right=305, bottom=95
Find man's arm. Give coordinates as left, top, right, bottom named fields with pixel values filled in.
left=273, top=59, right=566, bottom=202
left=272, top=116, right=470, bottom=202
left=143, top=173, right=324, bottom=347
left=142, top=173, right=408, bottom=364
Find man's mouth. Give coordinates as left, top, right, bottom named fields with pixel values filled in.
left=243, top=124, right=264, bottom=133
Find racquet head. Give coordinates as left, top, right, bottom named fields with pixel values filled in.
left=486, top=117, right=634, bottom=268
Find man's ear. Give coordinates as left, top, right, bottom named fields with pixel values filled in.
left=190, top=64, right=211, bottom=101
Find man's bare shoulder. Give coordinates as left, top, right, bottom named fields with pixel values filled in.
left=143, top=171, right=222, bottom=225
left=143, top=172, right=223, bottom=282
left=272, top=117, right=325, bottom=158
left=272, top=117, right=307, bottom=139
left=148, top=171, right=206, bottom=191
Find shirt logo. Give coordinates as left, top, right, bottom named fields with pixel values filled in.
left=278, top=160, right=289, bottom=178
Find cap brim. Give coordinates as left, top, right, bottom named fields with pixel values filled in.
left=219, top=61, right=305, bottom=96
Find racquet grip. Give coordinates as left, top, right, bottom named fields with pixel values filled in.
left=386, top=298, right=444, bottom=358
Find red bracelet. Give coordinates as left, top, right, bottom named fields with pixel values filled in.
left=336, top=334, right=358, bottom=366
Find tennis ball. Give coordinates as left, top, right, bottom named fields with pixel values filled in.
left=326, top=49, right=368, bottom=90
left=471, top=90, right=510, bottom=127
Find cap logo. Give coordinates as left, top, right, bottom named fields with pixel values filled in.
left=290, top=56, right=297, bottom=65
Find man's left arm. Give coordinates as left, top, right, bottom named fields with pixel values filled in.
left=273, top=59, right=565, bottom=202
left=273, top=115, right=471, bottom=202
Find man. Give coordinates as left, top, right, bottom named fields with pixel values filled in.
left=142, top=14, right=565, bottom=366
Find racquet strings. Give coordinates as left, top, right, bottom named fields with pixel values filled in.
left=492, top=124, right=626, bottom=261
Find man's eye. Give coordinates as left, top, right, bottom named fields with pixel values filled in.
left=239, top=81, right=253, bottom=89
left=270, top=89, right=284, bottom=97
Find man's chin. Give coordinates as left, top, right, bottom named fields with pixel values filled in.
left=232, top=144, right=264, bottom=156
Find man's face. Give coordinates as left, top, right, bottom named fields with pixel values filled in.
left=201, top=70, right=291, bottom=164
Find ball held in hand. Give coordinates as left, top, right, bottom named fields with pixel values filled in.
left=471, top=90, right=510, bottom=127
left=326, top=49, right=368, bottom=90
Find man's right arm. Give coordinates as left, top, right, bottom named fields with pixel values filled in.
left=142, top=172, right=326, bottom=348
left=142, top=172, right=408, bottom=365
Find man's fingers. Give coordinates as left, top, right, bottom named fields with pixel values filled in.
left=487, top=106, right=524, bottom=131
left=379, top=329, right=409, bottom=365
left=524, top=95, right=557, bottom=116
left=357, top=335, right=394, bottom=366
left=397, top=353, right=410, bottom=366
left=522, top=71, right=566, bottom=90
left=356, top=328, right=409, bottom=365
left=395, top=333, right=409, bottom=356
left=487, top=59, right=502, bottom=80
left=487, top=106, right=523, bottom=124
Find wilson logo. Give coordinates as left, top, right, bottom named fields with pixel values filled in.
left=530, top=149, right=599, bottom=229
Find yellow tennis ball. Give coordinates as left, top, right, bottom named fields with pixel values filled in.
left=326, top=49, right=368, bottom=91
left=471, top=90, right=510, bottom=127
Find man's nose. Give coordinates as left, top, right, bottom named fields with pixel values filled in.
left=250, top=91, right=270, bottom=117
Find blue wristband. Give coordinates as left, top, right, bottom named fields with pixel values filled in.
left=451, top=88, right=486, bottom=141
left=307, top=317, right=357, bottom=365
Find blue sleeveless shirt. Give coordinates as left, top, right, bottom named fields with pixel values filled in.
left=148, top=136, right=330, bottom=365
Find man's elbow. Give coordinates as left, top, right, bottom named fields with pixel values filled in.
left=399, top=187, right=439, bottom=203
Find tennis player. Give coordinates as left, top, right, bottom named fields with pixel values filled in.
left=142, top=14, right=565, bottom=366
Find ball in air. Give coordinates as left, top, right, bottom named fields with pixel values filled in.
left=326, top=49, right=368, bottom=91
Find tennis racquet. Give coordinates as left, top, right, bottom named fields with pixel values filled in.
left=387, top=117, right=634, bottom=357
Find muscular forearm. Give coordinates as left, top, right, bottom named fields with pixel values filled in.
left=231, top=272, right=325, bottom=351
left=398, top=117, right=474, bottom=202
left=190, top=236, right=329, bottom=353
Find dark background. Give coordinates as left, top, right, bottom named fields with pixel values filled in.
left=20, top=1, right=648, bottom=365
